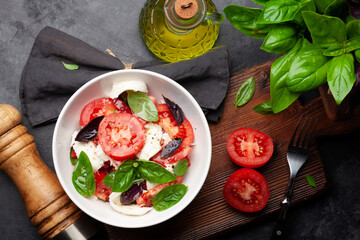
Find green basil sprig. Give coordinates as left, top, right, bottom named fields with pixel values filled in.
left=327, top=54, right=357, bottom=105
left=62, top=61, right=79, bottom=70
left=72, top=151, right=95, bottom=197
left=102, top=159, right=177, bottom=192
left=346, top=20, right=360, bottom=39
left=253, top=101, right=273, bottom=115
left=173, top=159, right=188, bottom=176
left=303, top=11, right=347, bottom=49
left=127, top=91, right=159, bottom=122
left=313, top=0, right=335, bottom=14
left=224, top=5, right=273, bottom=39
left=234, top=76, right=255, bottom=109
left=324, top=0, right=349, bottom=18
left=257, top=0, right=306, bottom=24
left=152, top=184, right=188, bottom=211
left=261, top=24, right=298, bottom=54
left=292, top=0, right=316, bottom=27
left=355, top=49, right=360, bottom=63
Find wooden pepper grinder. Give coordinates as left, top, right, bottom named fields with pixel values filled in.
left=0, top=104, right=98, bottom=239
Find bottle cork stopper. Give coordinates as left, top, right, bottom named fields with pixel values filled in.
left=175, top=0, right=198, bottom=20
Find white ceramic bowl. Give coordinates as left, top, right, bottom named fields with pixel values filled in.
left=52, top=69, right=212, bottom=228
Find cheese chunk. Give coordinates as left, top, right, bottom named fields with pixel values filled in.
left=107, top=79, right=148, bottom=98
left=137, top=123, right=163, bottom=160
left=109, top=192, right=152, bottom=216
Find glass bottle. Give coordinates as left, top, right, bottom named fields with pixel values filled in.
left=139, top=0, right=224, bottom=63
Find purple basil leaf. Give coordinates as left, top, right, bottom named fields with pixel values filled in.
left=75, top=116, right=104, bottom=142
left=120, top=182, right=143, bottom=204
left=348, top=0, right=360, bottom=19
left=163, top=95, right=184, bottom=125
left=161, top=138, right=183, bottom=159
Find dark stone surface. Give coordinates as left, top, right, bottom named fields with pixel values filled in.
left=0, top=0, right=359, bottom=239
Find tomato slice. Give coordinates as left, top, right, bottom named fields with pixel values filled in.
left=98, top=113, right=145, bottom=161
left=94, top=161, right=114, bottom=201
left=226, top=128, right=273, bottom=168
left=151, top=146, right=192, bottom=165
left=223, top=168, right=269, bottom=213
left=136, top=176, right=183, bottom=207
left=79, top=98, right=130, bottom=126
left=157, top=104, right=194, bottom=148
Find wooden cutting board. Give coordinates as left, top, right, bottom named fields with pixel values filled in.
left=105, top=60, right=360, bottom=239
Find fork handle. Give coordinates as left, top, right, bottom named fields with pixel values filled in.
left=271, top=203, right=290, bottom=240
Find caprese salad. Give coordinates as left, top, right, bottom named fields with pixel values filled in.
left=70, top=79, right=194, bottom=215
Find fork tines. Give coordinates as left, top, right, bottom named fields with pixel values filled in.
left=289, top=117, right=318, bottom=149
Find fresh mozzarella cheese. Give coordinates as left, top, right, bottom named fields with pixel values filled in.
left=71, top=131, right=112, bottom=172
left=109, top=192, right=152, bottom=216
left=137, top=123, right=163, bottom=160
left=107, top=79, right=148, bottom=98
left=165, top=163, right=176, bottom=174
left=146, top=181, right=158, bottom=190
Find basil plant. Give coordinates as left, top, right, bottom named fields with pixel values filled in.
left=224, top=0, right=360, bottom=113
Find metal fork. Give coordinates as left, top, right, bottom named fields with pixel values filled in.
left=271, top=117, right=318, bottom=240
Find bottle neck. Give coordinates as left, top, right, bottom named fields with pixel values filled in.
left=164, top=0, right=207, bottom=32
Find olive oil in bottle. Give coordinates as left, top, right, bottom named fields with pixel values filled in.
left=139, top=0, right=223, bottom=63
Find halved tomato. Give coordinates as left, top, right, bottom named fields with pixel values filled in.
left=223, top=168, right=269, bottom=213
left=98, top=113, right=145, bottom=161
left=157, top=104, right=194, bottom=148
left=136, top=176, right=183, bottom=207
left=226, top=128, right=273, bottom=168
left=79, top=98, right=130, bottom=126
left=151, top=146, right=192, bottom=165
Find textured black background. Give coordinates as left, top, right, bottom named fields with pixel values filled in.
left=0, top=0, right=359, bottom=239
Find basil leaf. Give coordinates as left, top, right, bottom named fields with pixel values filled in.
left=163, top=95, right=184, bottom=125
left=127, top=91, right=159, bottom=122
left=102, top=172, right=115, bottom=187
left=261, top=24, right=298, bottom=54
left=234, top=76, right=256, bottom=108
left=75, top=116, right=104, bottom=142
left=72, top=151, right=95, bottom=197
left=270, top=38, right=306, bottom=113
left=346, top=20, right=360, bottom=39
left=355, top=49, right=360, bottom=63
left=112, top=160, right=136, bottom=192
left=251, top=0, right=270, bottom=6
left=303, top=11, right=347, bottom=49
left=152, top=184, right=188, bottom=211
left=257, top=0, right=305, bottom=24
left=324, top=0, right=349, bottom=18
left=271, top=73, right=302, bottom=113
left=161, top=138, right=184, bottom=159
left=137, top=160, right=177, bottom=184
left=292, top=0, right=316, bottom=27
left=287, top=43, right=330, bottom=92
left=327, top=54, right=357, bottom=105
left=224, top=5, right=274, bottom=39
left=323, top=38, right=360, bottom=57
left=173, top=159, right=188, bottom=176
left=253, top=101, right=274, bottom=115
left=313, top=0, right=335, bottom=13
left=70, top=146, right=78, bottom=165
left=306, top=175, right=316, bottom=187
left=62, top=61, right=79, bottom=70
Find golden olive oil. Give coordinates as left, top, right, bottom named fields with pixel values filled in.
left=139, top=0, right=220, bottom=63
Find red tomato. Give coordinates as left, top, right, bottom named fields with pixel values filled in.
left=223, top=168, right=269, bottom=213
left=79, top=98, right=130, bottom=126
left=157, top=104, right=194, bottom=148
left=136, top=176, right=183, bottom=207
left=98, top=113, right=145, bottom=161
left=226, top=128, right=273, bottom=168
left=71, top=148, right=77, bottom=159
left=94, top=161, right=114, bottom=201
left=151, top=146, right=192, bottom=165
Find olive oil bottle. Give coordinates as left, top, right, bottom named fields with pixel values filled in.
left=139, top=0, right=223, bottom=63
